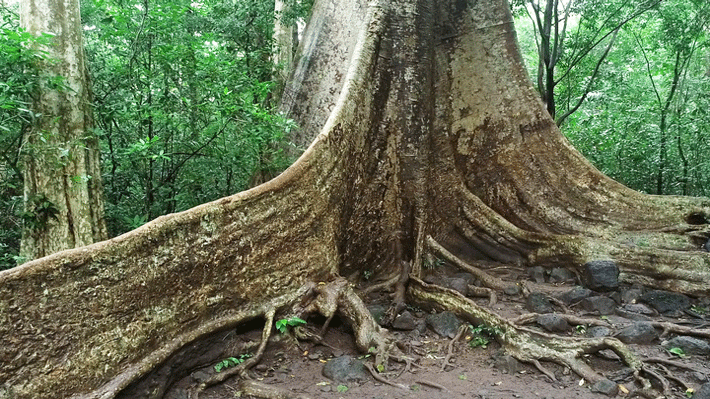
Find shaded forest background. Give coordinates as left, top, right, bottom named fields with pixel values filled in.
left=0, top=0, right=708, bottom=269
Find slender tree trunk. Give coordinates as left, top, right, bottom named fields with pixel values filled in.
left=3, top=0, right=710, bottom=398
left=19, top=0, right=107, bottom=262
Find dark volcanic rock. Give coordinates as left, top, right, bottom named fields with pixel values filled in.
left=638, top=290, right=690, bottom=315
left=444, top=277, right=469, bottom=296
left=580, top=296, right=617, bottom=315
left=392, top=311, right=418, bottom=331
left=548, top=267, right=576, bottom=284
left=536, top=313, right=570, bottom=333
left=662, top=336, right=710, bottom=356
left=591, top=378, right=619, bottom=396
left=526, top=292, right=554, bottom=314
left=367, top=304, right=387, bottom=326
left=695, top=382, right=710, bottom=399
left=586, top=326, right=612, bottom=338
left=580, top=260, right=619, bottom=292
left=322, top=356, right=369, bottom=382
left=616, top=321, right=658, bottom=344
left=528, top=266, right=546, bottom=283
left=558, top=286, right=593, bottom=305
left=425, top=311, right=462, bottom=338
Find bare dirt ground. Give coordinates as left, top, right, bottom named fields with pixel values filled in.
left=164, top=264, right=710, bottom=399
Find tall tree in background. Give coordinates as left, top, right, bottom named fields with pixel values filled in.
left=3, top=0, right=710, bottom=398
left=19, top=0, right=106, bottom=261
left=515, top=0, right=659, bottom=124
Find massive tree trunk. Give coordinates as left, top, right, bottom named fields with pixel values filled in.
left=18, top=0, right=107, bottom=262
left=2, top=0, right=710, bottom=398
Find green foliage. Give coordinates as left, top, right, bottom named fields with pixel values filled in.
left=79, top=0, right=301, bottom=235
left=668, top=347, right=687, bottom=358
left=0, top=5, right=58, bottom=269
left=516, top=0, right=710, bottom=196
left=275, top=317, right=306, bottom=334
left=213, top=353, right=252, bottom=372
left=468, top=324, right=502, bottom=349
left=20, top=194, right=59, bottom=231
left=336, top=384, right=348, bottom=393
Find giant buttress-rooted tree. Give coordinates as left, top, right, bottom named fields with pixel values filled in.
left=2, top=0, right=710, bottom=398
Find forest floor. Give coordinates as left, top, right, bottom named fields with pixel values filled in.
left=165, top=264, right=710, bottom=399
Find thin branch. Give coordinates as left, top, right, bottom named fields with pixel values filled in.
left=556, top=29, right=618, bottom=126
left=555, top=0, right=661, bottom=85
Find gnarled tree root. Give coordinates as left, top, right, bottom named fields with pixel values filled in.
left=406, top=277, right=656, bottom=395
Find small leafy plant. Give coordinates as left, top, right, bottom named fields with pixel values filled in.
left=275, top=317, right=307, bottom=334
left=668, top=347, right=686, bottom=358
left=213, top=353, right=252, bottom=373
left=468, top=324, right=502, bottom=349
left=337, top=384, right=348, bottom=393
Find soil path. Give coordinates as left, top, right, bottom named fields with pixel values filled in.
left=165, top=265, right=710, bottom=399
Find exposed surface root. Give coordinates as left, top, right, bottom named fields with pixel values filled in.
left=198, top=310, right=277, bottom=390
left=407, top=277, right=644, bottom=387
left=364, top=363, right=408, bottom=390
left=441, top=325, right=467, bottom=371
left=426, top=236, right=509, bottom=291
left=236, top=380, right=311, bottom=399
left=513, top=313, right=610, bottom=328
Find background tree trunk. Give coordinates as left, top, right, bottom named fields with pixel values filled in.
left=2, top=0, right=710, bottom=398
left=19, top=0, right=107, bottom=262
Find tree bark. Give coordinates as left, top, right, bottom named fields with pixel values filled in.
left=19, top=0, right=107, bottom=262
left=2, top=0, right=710, bottom=398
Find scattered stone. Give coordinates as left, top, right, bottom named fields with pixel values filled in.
left=254, top=364, right=269, bottom=372
left=491, top=351, right=520, bottom=374
left=616, top=321, right=658, bottom=344
left=425, top=311, right=462, bottom=338
left=549, top=268, right=576, bottom=284
left=608, top=291, right=621, bottom=304
left=308, top=351, right=322, bottom=360
left=452, top=272, right=476, bottom=285
left=705, top=239, right=710, bottom=252
left=526, top=292, right=555, bottom=314
left=638, top=290, right=691, bottom=315
left=558, top=286, right=593, bottom=305
left=444, top=277, right=469, bottom=296
left=662, top=336, right=710, bottom=356
left=606, top=367, right=635, bottom=383
left=580, top=296, right=617, bottom=315
left=322, top=356, right=369, bottom=382
left=614, top=308, right=652, bottom=321
left=536, top=313, right=570, bottom=333
left=504, top=284, right=521, bottom=296
left=590, top=378, right=619, bottom=396
left=580, top=260, right=619, bottom=292
left=586, top=326, right=611, bottom=338
left=621, top=287, right=644, bottom=304
left=694, top=372, right=708, bottom=382
left=528, top=266, right=547, bottom=283
left=392, top=310, right=418, bottom=331
left=414, top=320, right=427, bottom=334
left=695, top=382, right=710, bottom=399
left=622, top=303, right=656, bottom=315
left=367, top=304, right=387, bottom=326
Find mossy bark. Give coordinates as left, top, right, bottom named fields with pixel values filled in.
left=2, top=0, right=710, bottom=398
